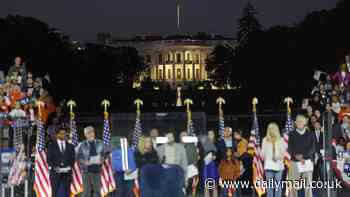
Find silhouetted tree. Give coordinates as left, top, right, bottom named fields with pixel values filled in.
left=206, top=44, right=234, bottom=86
left=237, top=2, right=261, bottom=48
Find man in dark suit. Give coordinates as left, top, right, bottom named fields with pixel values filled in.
left=47, top=127, right=75, bottom=197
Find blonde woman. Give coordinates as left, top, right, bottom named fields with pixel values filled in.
left=135, top=135, right=159, bottom=169
left=261, top=123, right=286, bottom=197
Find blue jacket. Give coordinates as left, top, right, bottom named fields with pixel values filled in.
left=111, top=148, right=136, bottom=172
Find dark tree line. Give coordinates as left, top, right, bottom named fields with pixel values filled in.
left=0, top=15, right=144, bottom=111
left=207, top=1, right=350, bottom=105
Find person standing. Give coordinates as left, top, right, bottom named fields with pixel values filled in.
left=179, top=131, right=199, bottom=196
left=218, top=148, right=241, bottom=197
left=47, top=127, right=75, bottom=197
left=261, top=123, right=286, bottom=197
left=288, top=115, right=316, bottom=197
left=77, top=126, right=105, bottom=197
left=199, top=130, right=219, bottom=197
left=233, top=129, right=248, bottom=158
left=217, top=127, right=237, bottom=162
left=157, top=131, right=188, bottom=172
left=135, top=135, right=159, bottom=169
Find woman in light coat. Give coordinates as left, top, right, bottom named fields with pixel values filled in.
left=261, top=123, right=286, bottom=197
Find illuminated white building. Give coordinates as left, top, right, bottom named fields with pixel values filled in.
left=110, top=35, right=236, bottom=85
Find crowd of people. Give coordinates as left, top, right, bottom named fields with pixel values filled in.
left=0, top=56, right=57, bottom=125
left=1, top=55, right=350, bottom=197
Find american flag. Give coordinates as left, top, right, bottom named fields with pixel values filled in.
left=34, top=118, right=52, bottom=197
left=70, top=118, right=83, bottom=196
left=218, top=109, right=225, bottom=139
left=8, top=120, right=27, bottom=186
left=283, top=112, right=294, bottom=197
left=283, top=113, right=294, bottom=163
left=132, top=112, right=142, bottom=148
left=248, top=110, right=265, bottom=197
left=187, top=111, right=196, bottom=136
left=101, top=114, right=116, bottom=197
left=131, top=112, right=142, bottom=197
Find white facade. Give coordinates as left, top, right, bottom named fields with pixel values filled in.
left=110, top=37, right=236, bottom=84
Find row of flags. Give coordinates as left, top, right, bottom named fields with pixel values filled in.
left=17, top=97, right=296, bottom=197
left=32, top=101, right=119, bottom=197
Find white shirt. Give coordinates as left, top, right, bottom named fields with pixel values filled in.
left=57, top=139, right=66, bottom=152
left=261, top=138, right=286, bottom=171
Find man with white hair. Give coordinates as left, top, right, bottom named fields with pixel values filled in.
left=288, top=114, right=316, bottom=197
left=77, top=126, right=106, bottom=197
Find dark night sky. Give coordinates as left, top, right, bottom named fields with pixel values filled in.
left=1, top=0, right=336, bottom=41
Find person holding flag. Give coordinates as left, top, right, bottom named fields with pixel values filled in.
left=76, top=126, right=106, bottom=197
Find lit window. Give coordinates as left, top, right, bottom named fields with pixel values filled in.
left=168, top=69, right=172, bottom=79
left=177, top=69, right=182, bottom=80
left=196, top=69, right=200, bottom=80
left=159, top=69, right=163, bottom=80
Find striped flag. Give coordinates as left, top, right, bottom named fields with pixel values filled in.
left=131, top=112, right=142, bottom=197
left=34, top=118, right=52, bottom=197
left=283, top=112, right=294, bottom=197
left=101, top=114, right=116, bottom=196
left=132, top=112, right=142, bottom=148
left=218, top=109, right=225, bottom=139
left=187, top=111, right=196, bottom=136
left=8, top=120, right=27, bottom=186
left=248, top=109, right=266, bottom=197
left=283, top=113, right=294, bottom=164
left=70, top=118, right=83, bottom=196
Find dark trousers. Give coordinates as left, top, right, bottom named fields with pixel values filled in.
left=113, top=171, right=134, bottom=197
left=50, top=172, right=71, bottom=197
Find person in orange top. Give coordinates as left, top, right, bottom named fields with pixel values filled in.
left=233, top=129, right=248, bottom=158
left=218, top=148, right=241, bottom=197
left=338, top=103, right=350, bottom=121
left=9, top=84, right=25, bottom=108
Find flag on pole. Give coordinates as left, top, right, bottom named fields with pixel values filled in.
left=8, top=120, right=27, bottom=186
left=101, top=113, right=116, bottom=196
left=132, top=112, right=142, bottom=149
left=216, top=97, right=225, bottom=139
left=34, top=117, right=52, bottom=197
left=218, top=110, right=225, bottom=139
left=248, top=99, right=265, bottom=197
left=187, top=111, right=196, bottom=136
left=131, top=113, right=141, bottom=197
left=283, top=113, right=293, bottom=164
left=70, top=117, right=83, bottom=196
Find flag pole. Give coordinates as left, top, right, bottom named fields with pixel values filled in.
left=216, top=97, right=225, bottom=138
left=184, top=98, right=193, bottom=135
left=67, top=100, right=77, bottom=143
left=101, top=99, right=111, bottom=119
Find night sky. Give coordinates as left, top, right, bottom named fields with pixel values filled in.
left=1, top=0, right=336, bottom=41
